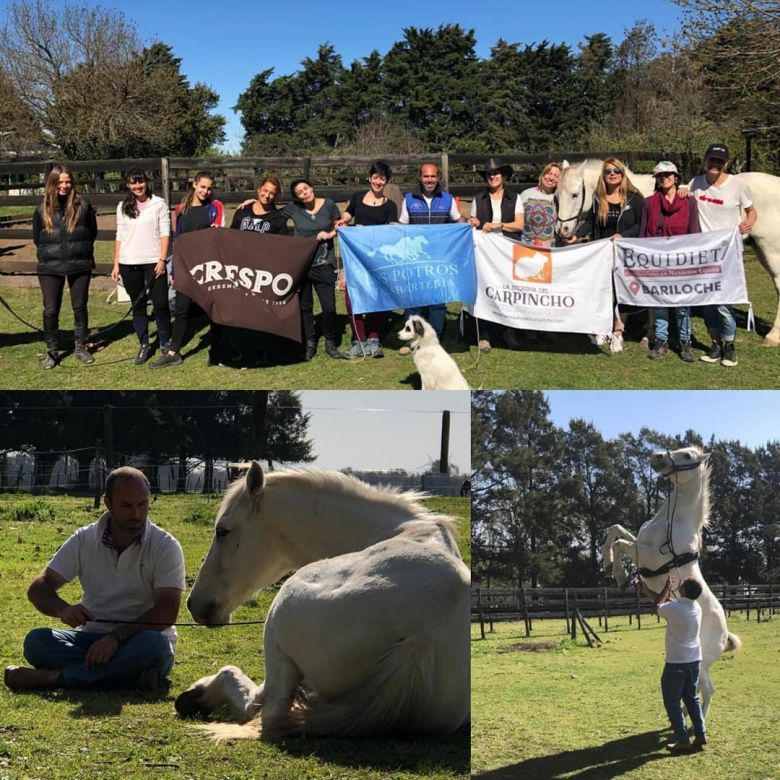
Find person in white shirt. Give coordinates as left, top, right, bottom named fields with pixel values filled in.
left=4, top=467, right=185, bottom=692
left=639, top=575, right=707, bottom=752
left=111, top=169, right=172, bottom=365
left=688, top=144, right=757, bottom=368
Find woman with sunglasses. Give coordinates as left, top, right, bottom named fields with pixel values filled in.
left=111, top=169, right=171, bottom=365
left=642, top=161, right=701, bottom=362
left=572, top=158, right=644, bottom=352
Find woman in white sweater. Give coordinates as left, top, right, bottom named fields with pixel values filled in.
left=111, top=169, right=171, bottom=364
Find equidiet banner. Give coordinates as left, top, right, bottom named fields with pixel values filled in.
left=337, top=223, right=477, bottom=314
left=614, top=227, right=749, bottom=307
left=468, top=232, right=613, bottom=334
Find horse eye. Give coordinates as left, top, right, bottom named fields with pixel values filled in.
left=215, top=527, right=229, bottom=539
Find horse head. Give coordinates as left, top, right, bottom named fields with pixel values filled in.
left=187, top=461, right=292, bottom=626
left=555, top=160, right=598, bottom=239
left=650, top=446, right=709, bottom=481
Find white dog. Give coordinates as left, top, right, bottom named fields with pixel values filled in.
left=397, top=316, right=470, bottom=390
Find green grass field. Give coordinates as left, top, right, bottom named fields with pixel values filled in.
left=471, top=616, right=780, bottom=780
left=1, top=248, right=777, bottom=390
left=0, top=492, right=470, bottom=780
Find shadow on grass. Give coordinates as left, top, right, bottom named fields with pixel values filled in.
left=474, top=730, right=677, bottom=780
left=26, top=686, right=172, bottom=719
left=277, top=726, right=469, bottom=776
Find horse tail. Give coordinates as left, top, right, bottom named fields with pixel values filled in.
left=293, top=636, right=439, bottom=737
left=191, top=721, right=260, bottom=742
left=725, top=633, right=742, bottom=653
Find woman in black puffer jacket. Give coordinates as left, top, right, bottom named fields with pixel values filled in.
left=33, top=165, right=98, bottom=369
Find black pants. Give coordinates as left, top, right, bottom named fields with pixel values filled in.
left=118, top=263, right=171, bottom=346
left=38, top=271, right=91, bottom=347
left=170, top=290, right=193, bottom=352
left=300, top=264, right=338, bottom=344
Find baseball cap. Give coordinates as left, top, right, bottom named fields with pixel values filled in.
left=652, top=161, right=678, bottom=176
left=704, top=144, right=729, bottom=160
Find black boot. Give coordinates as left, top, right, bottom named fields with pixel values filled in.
left=304, top=339, right=318, bottom=361
left=73, top=324, right=95, bottom=365
left=325, top=340, right=347, bottom=359
left=42, top=332, right=59, bottom=370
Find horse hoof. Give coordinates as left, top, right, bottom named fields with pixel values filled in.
left=761, top=337, right=780, bottom=347
left=175, top=686, right=210, bottom=719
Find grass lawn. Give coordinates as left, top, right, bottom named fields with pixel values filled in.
left=0, top=492, right=470, bottom=780
left=1, top=248, right=777, bottom=390
left=471, top=616, right=780, bottom=780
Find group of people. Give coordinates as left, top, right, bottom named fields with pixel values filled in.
left=30, top=144, right=756, bottom=370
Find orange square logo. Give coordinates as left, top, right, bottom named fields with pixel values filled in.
left=512, top=245, right=552, bottom=284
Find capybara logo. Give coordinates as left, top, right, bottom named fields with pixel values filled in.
left=512, top=245, right=552, bottom=283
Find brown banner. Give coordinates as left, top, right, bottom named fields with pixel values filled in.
left=172, top=229, right=316, bottom=342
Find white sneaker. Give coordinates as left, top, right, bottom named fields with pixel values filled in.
left=589, top=333, right=609, bottom=346
left=609, top=333, right=624, bottom=353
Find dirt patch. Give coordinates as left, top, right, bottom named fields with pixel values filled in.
left=499, top=641, right=560, bottom=653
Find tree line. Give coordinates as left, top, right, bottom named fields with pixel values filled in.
left=1, top=0, right=776, bottom=172
left=472, top=391, right=780, bottom=588
left=0, top=391, right=314, bottom=480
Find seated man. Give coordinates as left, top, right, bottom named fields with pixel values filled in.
left=4, top=466, right=185, bottom=691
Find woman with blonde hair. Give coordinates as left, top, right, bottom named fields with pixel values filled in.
left=519, top=162, right=561, bottom=247
left=572, top=157, right=645, bottom=352
left=32, top=164, right=98, bottom=369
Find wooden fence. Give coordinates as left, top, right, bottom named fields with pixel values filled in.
left=0, top=150, right=671, bottom=243
left=471, top=584, right=780, bottom=639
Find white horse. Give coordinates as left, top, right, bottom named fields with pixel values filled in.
left=175, top=463, right=470, bottom=740
left=602, top=446, right=741, bottom=716
left=556, top=159, right=780, bottom=345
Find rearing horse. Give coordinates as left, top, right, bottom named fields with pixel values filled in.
left=175, top=463, right=470, bottom=740
left=602, top=446, right=741, bottom=715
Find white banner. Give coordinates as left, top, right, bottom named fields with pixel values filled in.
left=468, top=232, right=613, bottom=334
left=614, top=228, right=749, bottom=307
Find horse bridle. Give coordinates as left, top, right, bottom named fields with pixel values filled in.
left=636, top=450, right=706, bottom=580
left=555, top=179, right=587, bottom=237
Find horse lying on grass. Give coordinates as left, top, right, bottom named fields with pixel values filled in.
left=556, top=159, right=780, bottom=345
left=175, top=463, right=470, bottom=740
left=602, top=446, right=741, bottom=716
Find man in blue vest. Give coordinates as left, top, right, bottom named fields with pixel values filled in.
left=398, top=162, right=464, bottom=354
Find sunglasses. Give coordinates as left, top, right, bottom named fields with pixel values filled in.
left=128, top=177, right=147, bottom=184
left=655, top=173, right=676, bottom=179
left=603, top=167, right=623, bottom=175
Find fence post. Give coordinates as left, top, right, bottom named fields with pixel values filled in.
left=747, top=585, right=752, bottom=622
left=723, top=583, right=729, bottom=616
left=93, top=439, right=102, bottom=509
left=564, top=588, right=570, bottom=636
left=571, top=593, right=577, bottom=641
left=477, top=587, right=485, bottom=640
left=520, top=587, right=530, bottom=637
left=441, top=152, right=449, bottom=192
left=160, top=157, right=170, bottom=207
left=303, top=157, right=311, bottom=181
left=636, top=585, right=642, bottom=630
left=603, top=587, right=609, bottom=632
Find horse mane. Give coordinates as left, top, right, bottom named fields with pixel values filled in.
left=224, top=467, right=460, bottom=546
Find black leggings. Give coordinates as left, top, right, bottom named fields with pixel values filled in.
left=119, top=263, right=171, bottom=345
left=39, top=271, right=91, bottom=343
left=300, top=264, right=338, bottom=343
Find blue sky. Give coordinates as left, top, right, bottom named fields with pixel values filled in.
left=298, top=391, right=470, bottom=472
left=4, top=0, right=684, bottom=151
left=546, top=391, right=780, bottom=447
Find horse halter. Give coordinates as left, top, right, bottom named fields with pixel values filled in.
left=555, top=179, right=586, bottom=234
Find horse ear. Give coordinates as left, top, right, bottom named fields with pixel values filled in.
left=561, top=159, right=570, bottom=170
left=246, top=461, right=265, bottom=496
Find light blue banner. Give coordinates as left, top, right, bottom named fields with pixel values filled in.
left=337, top=223, right=477, bottom=314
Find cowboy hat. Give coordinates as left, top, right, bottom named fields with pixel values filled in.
left=480, top=158, right=513, bottom=179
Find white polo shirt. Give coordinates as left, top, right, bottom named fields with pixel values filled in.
left=47, top=511, right=186, bottom=647
left=658, top=598, right=702, bottom=663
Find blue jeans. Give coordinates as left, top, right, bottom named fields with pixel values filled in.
left=654, top=307, right=691, bottom=343
left=661, top=661, right=706, bottom=743
left=701, top=304, right=736, bottom=341
left=403, top=305, right=446, bottom=339
left=23, top=628, right=174, bottom=690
